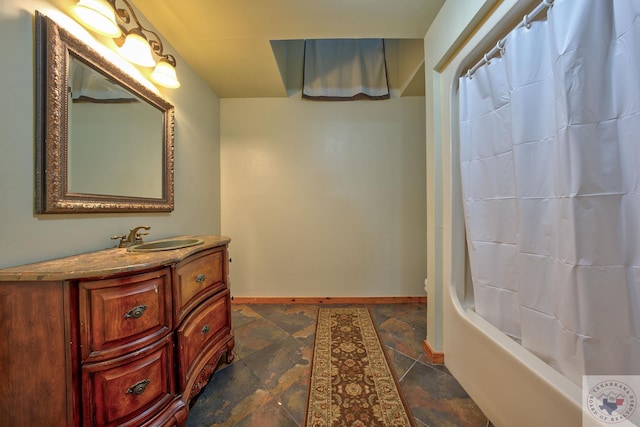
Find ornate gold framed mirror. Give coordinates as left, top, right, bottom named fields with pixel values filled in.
left=35, top=12, right=175, bottom=213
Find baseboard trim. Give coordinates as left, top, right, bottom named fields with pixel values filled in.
left=231, top=296, right=427, bottom=305
left=423, top=339, right=445, bottom=364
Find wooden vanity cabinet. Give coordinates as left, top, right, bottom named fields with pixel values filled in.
left=0, top=236, right=233, bottom=427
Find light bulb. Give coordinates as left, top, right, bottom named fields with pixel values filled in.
left=73, top=0, right=121, bottom=38
left=151, top=59, right=181, bottom=88
left=118, top=29, right=156, bottom=67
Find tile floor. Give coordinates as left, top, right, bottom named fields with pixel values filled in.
left=185, top=303, right=491, bottom=427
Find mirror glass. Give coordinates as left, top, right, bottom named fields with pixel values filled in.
left=35, top=12, right=174, bottom=213
left=67, top=56, right=163, bottom=198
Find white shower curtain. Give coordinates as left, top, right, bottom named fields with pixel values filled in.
left=459, top=0, right=640, bottom=386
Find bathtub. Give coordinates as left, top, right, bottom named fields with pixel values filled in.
left=443, top=280, right=583, bottom=426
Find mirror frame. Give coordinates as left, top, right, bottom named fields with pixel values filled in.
left=35, top=12, right=175, bottom=214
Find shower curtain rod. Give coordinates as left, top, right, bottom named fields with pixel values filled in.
left=465, top=0, right=553, bottom=78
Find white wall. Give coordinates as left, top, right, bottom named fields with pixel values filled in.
left=0, top=0, right=221, bottom=269
left=221, top=95, right=427, bottom=297
left=424, top=0, right=499, bottom=357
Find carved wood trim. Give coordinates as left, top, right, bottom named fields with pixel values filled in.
left=187, top=336, right=235, bottom=401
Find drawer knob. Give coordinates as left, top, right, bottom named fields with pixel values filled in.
left=124, top=305, right=147, bottom=319
left=126, top=379, right=150, bottom=395
left=201, top=324, right=211, bottom=334
left=195, top=274, right=206, bottom=283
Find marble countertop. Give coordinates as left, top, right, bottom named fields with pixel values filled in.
left=0, top=235, right=230, bottom=281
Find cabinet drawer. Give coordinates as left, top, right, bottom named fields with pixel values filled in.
left=79, top=268, right=172, bottom=362
left=82, top=335, right=176, bottom=427
left=174, top=249, right=225, bottom=323
left=177, top=289, right=231, bottom=386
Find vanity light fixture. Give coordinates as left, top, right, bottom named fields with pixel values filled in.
left=73, top=0, right=181, bottom=88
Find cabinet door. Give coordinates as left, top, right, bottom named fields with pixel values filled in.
left=0, top=281, right=75, bottom=427
left=79, top=268, right=172, bottom=362
left=82, top=334, right=176, bottom=427
left=176, top=289, right=231, bottom=387
left=174, top=248, right=226, bottom=323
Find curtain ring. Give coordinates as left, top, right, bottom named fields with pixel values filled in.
left=523, top=14, right=531, bottom=29
left=496, top=40, right=505, bottom=57
left=466, top=70, right=472, bottom=79
left=543, top=0, right=553, bottom=7
left=484, top=53, right=491, bottom=65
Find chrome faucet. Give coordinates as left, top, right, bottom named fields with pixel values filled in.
left=112, top=225, right=151, bottom=248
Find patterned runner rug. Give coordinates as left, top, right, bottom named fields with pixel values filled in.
left=305, top=307, right=416, bottom=427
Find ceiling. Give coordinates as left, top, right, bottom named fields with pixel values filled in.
left=132, top=0, right=446, bottom=98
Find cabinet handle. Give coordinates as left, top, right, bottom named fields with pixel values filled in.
left=195, top=274, right=206, bottom=283
left=126, top=379, right=150, bottom=395
left=124, top=305, right=147, bottom=319
left=201, top=324, right=210, bottom=334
